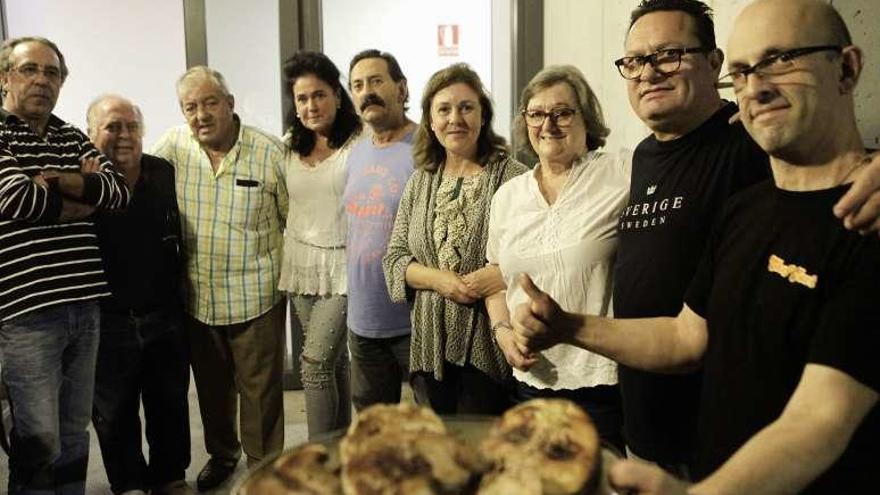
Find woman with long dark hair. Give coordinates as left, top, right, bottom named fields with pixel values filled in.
left=278, top=51, right=361, bottom=437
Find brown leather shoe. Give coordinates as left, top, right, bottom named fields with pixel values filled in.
left=196, top=458, right=238, bottom=491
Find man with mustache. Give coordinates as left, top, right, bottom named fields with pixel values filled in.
left=87, top=95, right=193, bottom=495
left=609, top=0, right=880, bottom=475
left=0, top=37, right=131, bottom=494
left=514, top=0, right=877, bottom=492
left=152, top=66, right=288, bottom=491
left=343, top=50, right=421, bottom=410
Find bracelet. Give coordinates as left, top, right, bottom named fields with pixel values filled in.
left=490, top=320, right=512, bottom=338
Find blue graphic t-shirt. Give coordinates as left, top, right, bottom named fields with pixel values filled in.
left=344, top=131, right=415, bottom=338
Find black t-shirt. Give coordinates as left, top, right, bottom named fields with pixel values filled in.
left=96, top=154, right=182, bottom=314
left=613, top=102, right=770, bottom=463
left=686, top=181, right=879, bottom=492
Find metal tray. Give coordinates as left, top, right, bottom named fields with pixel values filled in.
left=232, top=415, right=624, bottom=494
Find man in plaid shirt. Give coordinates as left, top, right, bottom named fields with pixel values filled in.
left=152, top=66, right=288, bottom=491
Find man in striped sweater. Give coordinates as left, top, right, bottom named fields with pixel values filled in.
left=0, top=37, right=130, bottom=495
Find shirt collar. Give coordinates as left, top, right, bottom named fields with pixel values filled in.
left=0, top=109, right=65, bottom=130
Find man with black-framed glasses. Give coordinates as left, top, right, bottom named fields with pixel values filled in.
left=609, top=0, right=880, bottom=478
left=610, top=0, right=772, bottom=475
left=512, top=1, right=878, bottom=493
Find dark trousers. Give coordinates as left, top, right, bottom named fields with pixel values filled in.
left=92, top=308, right=191, bottom=494
left=187, top=302, right=286, bottom=465
left=348, top=330, right=413, bottom=411
left=411, top=363, right=511, bottom=415
left=514, top=381, right=625, bottom=453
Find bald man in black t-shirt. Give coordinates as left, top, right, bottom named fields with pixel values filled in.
left=513, top=1, right=878, bottom=493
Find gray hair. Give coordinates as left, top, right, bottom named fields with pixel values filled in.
left=0, top=36, right=69, bottom=81
left=86, top=94, right=144, bottom=136
left=513, top=65, right=610, bottom=157
left=176, top=65, right=232, bottom=99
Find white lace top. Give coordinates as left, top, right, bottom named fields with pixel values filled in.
left=487, top=150, right=632, bottom=390
left=278, top=139, right=355, bottom=295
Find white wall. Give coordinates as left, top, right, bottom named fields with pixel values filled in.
left=4, top=0, right=187, bottom=148
left=544, top=0, right=879, bottom=151
left=491, top=0, right=513, bottom=143
left=205, top=0, right=284, bottom=136
left=544, top=0, right=643, bottom=155
left=322, top=0, right=497, bottom=135
left=834, top=0, right=880, bottom=148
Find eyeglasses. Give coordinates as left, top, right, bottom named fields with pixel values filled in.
left=522, top=107, right=579, bottom=128
left=101, top=121, right=142, bottom=135
left=12, top=63, right=63, bottom=83
left=614, top=47, right=711, bottom=80
left=719, top=45, right=842, bottom=91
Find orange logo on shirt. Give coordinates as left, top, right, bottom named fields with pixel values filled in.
left=767, top=255, right=818, bottom=289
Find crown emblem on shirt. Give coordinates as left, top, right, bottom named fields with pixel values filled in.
left=647, top=185, right=657, bottom=195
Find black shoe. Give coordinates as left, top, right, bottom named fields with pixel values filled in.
left=196, top=458, right=238, bottom=491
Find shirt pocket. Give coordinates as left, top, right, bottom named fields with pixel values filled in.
left=231, top=177, right=265, bottom=230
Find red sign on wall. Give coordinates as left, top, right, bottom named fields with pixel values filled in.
left=438, top=25, right=459, bottom=57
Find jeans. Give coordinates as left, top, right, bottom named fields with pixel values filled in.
left=0, top=301, right=100, bottom=495
left=91, top=308, right=191, bottom=493
left=515, top=381, right=625, bottom=453
left=290, top=295, right=350, bottom=438
left=348, top=330, right=414, bottom=411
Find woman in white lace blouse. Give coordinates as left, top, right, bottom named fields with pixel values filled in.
left=486, top=66, right=631, bottom=450
left=383, top=64, right=527, bottom=414
left=278, top=51, right=361, bottom=437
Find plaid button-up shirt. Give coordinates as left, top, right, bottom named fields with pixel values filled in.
left=152, top=118, right=288, bottom=325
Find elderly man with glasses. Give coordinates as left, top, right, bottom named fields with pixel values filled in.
left=0, top=37, right=131, bottom=494
left=606, top=0, right=880, bottom=477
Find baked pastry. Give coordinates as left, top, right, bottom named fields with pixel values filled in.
left=478, top=399, right=601, bottom=495
left=241, top=443, right=342, bottom=495
left=340, top=402, right=446, bottom=463
left=340, top=403, right=488, bottom=494
left=341, top=430, right=486, bottom=495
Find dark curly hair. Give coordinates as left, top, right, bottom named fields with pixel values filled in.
left=283, top=51, right=361, bottom=156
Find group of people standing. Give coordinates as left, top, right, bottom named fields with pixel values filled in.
left=0, top=0, right=878, bottom=495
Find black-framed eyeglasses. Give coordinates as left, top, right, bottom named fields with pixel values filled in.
left=522, top=107, right=579, bottom=128
left=719, top=45, right=842, bottom=91
left=614, top=47, right=711, bottom=80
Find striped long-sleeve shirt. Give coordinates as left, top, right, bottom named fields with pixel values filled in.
left=0, top=111, right=131, bottom=322
left=151, top=119, right=288, bottom=325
